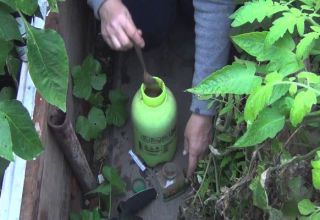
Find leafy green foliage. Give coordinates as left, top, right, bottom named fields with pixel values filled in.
left=72, top=55, right=107, bottom=100
left=265, top=10, right=306, bottom=46
left=86, top=165, right=125, bottom=217
left=249, top=175, right=268, bottom=210
left=230, top=0, right=288, bottom=27
left=244, top=85, right=273, bottom=123
left=298, top=199, right=318, bottom=216
left=232, top=32, right=303, bottom=75
left=290, top=90, right=317, bottom=126
left=188, top=61, right=260, bottom=96
left=190, top=0, right=320, bottom=218
left=102, top=165, right=126, bottom=193
left=25, top=23, right=69, bottom=112
left=47, top=0, right=65, bottom=13
left=311, top=151, right=320, bottom=190
left=0, top=39, right=12, bottom=70
left=0, top=87, right=15, bottom=101
left=0, top=8, right=22, bottom=41
left=297, top=32, right=320, bottom=60
left=15, top=0, right=38, bottom=15
left=235, top=107, right=285, bottom=147
left=105, top=89, right=128, bottom=127
left=0, top=100, right=42, bottom=160
left=76, top=107, right=106, bottom=141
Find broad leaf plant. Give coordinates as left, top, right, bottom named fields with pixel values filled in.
left=188, top=0, right=320, bottom=218
left=0, top=0, right=68, bottom=176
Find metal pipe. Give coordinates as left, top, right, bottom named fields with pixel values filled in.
left=47, top=108, right=97, bottom=192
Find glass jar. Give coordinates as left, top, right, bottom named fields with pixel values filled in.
left=156, top=162, right=186, bottom=201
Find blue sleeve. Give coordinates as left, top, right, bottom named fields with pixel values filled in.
left=190, top=0, right=235, bottom=116
left=87, top=0, right=105, bottom=19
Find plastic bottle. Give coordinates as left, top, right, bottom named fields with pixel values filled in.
left=131, top=77, right=177, bottom=167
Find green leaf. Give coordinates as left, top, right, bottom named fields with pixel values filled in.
left=0, top=115, right=13, bottom=161
left=0, top=100, right=42, bottom=160
left=105, top=103, right=127, bottom=127
left=48, top=0, right=65, bottom=13
left=290, top=90, right=317, bottom=127
left=16, top=0, right=38, bottom=15
left=232, top=32, right=303, bottom=75
left=26, top=24, right=69, bottom=112
left=272, top=96, right=294, bottom=116
left=311, top=212, right=320, bottom=220
left=265, top=72, right=284, bottom=84
left=268, top=208, right=283, bottom=220
left=109, top=89, right=128, bottom=104
left=75, top=107, right=106, bottom=141
left=88, top=107, right=106, bottom=131
left=249, top=176, right=269, bottom=210
left=6, top=55, right=20, bottom=78
left=105, top=89, right=128, bottom=127
left=217, top=133, right=233, bottom=143
left=235, top=107, right=285, bottom=147
left=88, top=92, right=104, bottom=107
left=298, top=199, right=317, bottom=215
left=269, top=84, right=289, bottom=104
left=72, top=55, right=107, bottom=99
left=298, top=71, right=320, bottom=84
left=230, top=0, right=288, bottom=27
left=0, top=87, right=15, bottom=101
left=188, top=62, right=260, bottom=96
left=72, top=66, right=91, bottom=100
left=102, top=165, right=126, bottom=193
left=0, top=0, right=16, bottom=9
left=220, top=156, right=232, bottom=168
left=289, top=84, right=298, bottom=96
left=75, top=116, right=91, bottom=141
left=82, top=55, right=106, bottom=91
left=0, top=9, right=22, bottom=41
left=265, top=12, right=304, bottom=46
left=244, top=85, right=273, bottom=122
left=297, top=17, right=305, bottom=36
left=91, top=73, right=106, bottom=91
left=0, top=39, right=13, bottom=70
left=297, top=32, right=320, bottom=60
left=312, top=168, right=320, bottom=190
left=87, top=183, right=111, bottom=196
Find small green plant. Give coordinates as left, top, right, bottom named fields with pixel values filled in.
left=70, top=165, right=125, bottom=220
left=72, top=55, right=128, bottom=141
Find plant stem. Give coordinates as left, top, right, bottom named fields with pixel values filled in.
left=276, top=147, right=320, bottom=171
left=212, top=155, right=220, bottom=194
left=284, top=125, right=304, bottom=149
left=108, top=187, right=112, bottom=219
left=308, top=17, right=320, bottom=26
left=192, top=154, right=212, bottom=206
left=275, top=81, right=320, bottom=95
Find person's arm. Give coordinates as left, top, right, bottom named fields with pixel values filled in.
left=184, top=0, right=235, bottom=177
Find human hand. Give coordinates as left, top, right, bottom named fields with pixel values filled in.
left=99, top=0, right=145, bottom=50
left=184, top=113, right=213, bottom=177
